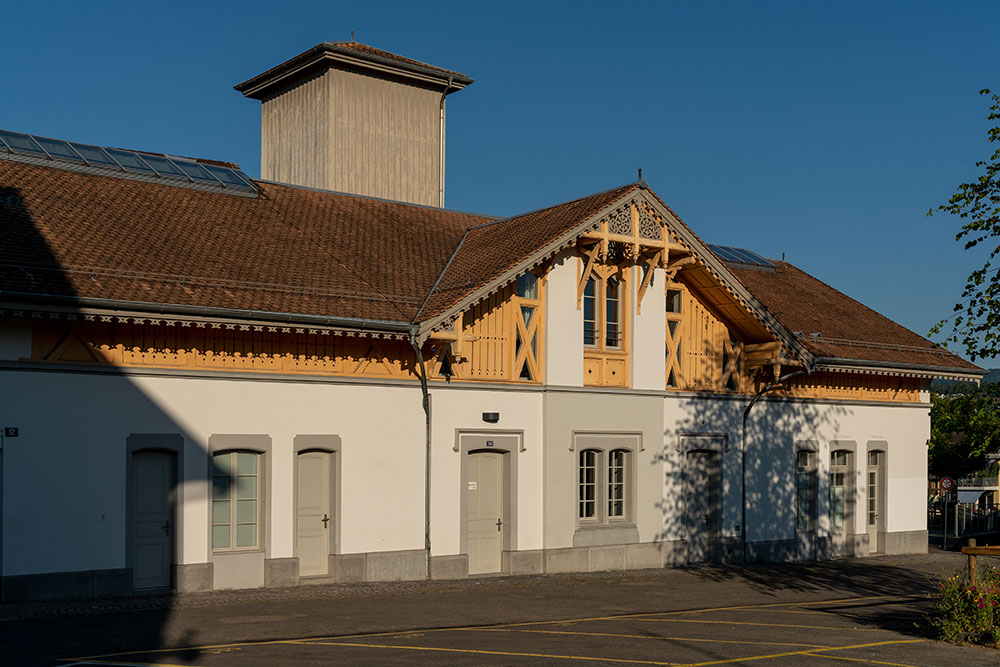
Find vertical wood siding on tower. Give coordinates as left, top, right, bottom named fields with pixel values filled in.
left=260, top=71, right=329, bottom=188
left=329, top=69, right=441, bottom=206
left=259, top=68, right=442, bottom=206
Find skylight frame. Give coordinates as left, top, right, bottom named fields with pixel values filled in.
left=0, top=130, right=49, bottom=157
left=1, top=128, right=257, bottom=196
left=708, top=244, right=776, bottom=270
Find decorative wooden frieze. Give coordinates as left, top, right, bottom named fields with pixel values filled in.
left=637, top=204, right=661, bottom=241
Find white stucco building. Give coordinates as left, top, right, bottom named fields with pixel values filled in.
left=0, top=42, right=981, bottom=600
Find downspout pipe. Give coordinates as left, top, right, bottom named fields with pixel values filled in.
left=408, top=327, right=433, bottom=578
left=438, top=76, right=454, bottom=208
left=740, top=369, right=808, bottom=564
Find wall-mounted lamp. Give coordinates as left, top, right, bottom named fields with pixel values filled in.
left=482, top=412, right=500, bottom=423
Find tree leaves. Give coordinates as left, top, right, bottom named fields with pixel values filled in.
left=929, top=89, right=1000, bottom=360
left=928, top=382, right=1000, bottom=478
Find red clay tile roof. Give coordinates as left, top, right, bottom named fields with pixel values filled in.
left=730, top=261, right=981, bottom=372
left=418, top=184, right=642, bottom=320
left=0, top=159, right=488, bottom=323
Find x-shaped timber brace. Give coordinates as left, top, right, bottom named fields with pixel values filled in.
left=577, top=201, right=690, bottom=314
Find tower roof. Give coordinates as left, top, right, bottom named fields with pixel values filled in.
left=234, top=41, right=474, bottom=99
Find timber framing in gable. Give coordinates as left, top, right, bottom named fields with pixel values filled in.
left=416, top=186, right=814, bottom=378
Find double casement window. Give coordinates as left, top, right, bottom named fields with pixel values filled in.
left=578, top=448, right=631, bottom=523
left=212, top=451, right=262, bottom=551
left=583, top=275, right=623, bottom=349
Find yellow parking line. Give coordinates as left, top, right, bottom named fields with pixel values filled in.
left=292, top=638, right=924, bottom=666
left=288, top=640, right=680, bottom=665
left=671, top=640, right=924, bottom=667
left=63, top=640, right=282, bottom=662
left=805, top=652, right=923, bottom=667
left=64, top=593, right=916, bottom=662
left=624, top=618, right=890, bottom=631
left=471, top=627, right=831, bottom=648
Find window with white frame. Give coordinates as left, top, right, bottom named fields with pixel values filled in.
left=577, top=448, right=632, bottom=523
left=212, top=451, right=262, bottom=551
left=830, top=450, right=851, bottom=529
left=795, top=450, right=817, bottom=532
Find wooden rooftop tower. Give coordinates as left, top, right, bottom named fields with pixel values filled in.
left=235, top=41, right=473, bottom=207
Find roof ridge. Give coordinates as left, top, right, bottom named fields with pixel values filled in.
left=465, top=181, right=642, bottom=232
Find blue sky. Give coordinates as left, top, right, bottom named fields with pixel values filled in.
left=2, top=1, right=997, bottom=361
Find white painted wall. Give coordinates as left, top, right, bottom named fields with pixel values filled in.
left=0, top=368, right=426, bottom=576
left=427, top=386, right=544, bottom=555
left=632, top=266, right=666, bottom=391
left=544, top=252, right=583, bottom=387
left=664, top=394, right=931, bottom=552
left=544, top=390, right=665, bottom=548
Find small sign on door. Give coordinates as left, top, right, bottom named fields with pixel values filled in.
left=467, top=481, right=477, bottom=490
left=3, top=427, right=18, bottom=438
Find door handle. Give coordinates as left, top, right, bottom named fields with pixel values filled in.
left=162, top=520, right=172, bottom=536
left=496, top=518, right=503, bottom=531
left=322, top=514, right=330, bottom=529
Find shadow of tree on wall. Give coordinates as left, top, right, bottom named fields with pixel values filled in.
left=653, top=355, right=850, bottom=566
left=0, top=181, right=214, bottom=664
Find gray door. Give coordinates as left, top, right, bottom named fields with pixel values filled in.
left=131, top=450, right=174, bottom=590
left=685, top=450, right=719, bottom=563
left=467, top=451, right=504, bottom=574
left=867, top=451, right=884, bottom=554
left=297, top=451, right=332, bottom=577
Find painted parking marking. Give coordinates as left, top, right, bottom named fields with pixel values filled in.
left=286, top=639, right=684, bottom=665
left=470, top=627, right=832, bottom=649
left=619, top=618, right=894, bottom=631
left=290, top=638, right=925, bottom=666
left=805, top=652, right=923, bottom=667
left=61, top=593, right=925, bottom=664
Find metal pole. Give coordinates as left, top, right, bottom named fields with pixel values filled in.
left=943, top=499, right=948, bottom=551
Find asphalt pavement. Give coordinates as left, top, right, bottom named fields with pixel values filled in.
left=2, top=551, right=998, bottom=666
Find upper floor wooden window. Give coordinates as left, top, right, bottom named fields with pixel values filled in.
left=583, top=273, right=624, bottom=350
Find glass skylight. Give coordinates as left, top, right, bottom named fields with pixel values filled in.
left=708, top=244, right=776, bottom=269
left=70, top=143, right=121, bottom=168
left=0, top=130, right=46, bottom=155
left=1, top=128, right=256, bottom=196
left=139, top=154, right=187, bottom=179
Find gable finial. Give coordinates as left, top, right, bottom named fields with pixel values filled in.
left=351, top=29, right=356, bottom=42
left=638, top=165, right=642, bottom=181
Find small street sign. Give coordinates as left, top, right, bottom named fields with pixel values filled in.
left=940, top=477, right=955, bottom=491
left=3, top=427, right=17, bottom=438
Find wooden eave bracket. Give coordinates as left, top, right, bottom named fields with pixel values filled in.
left=663, top=256, right=697, bottom=282
left=635, top=249, right=663, bottom=315
left=576, top=240, right=601, bottom=309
